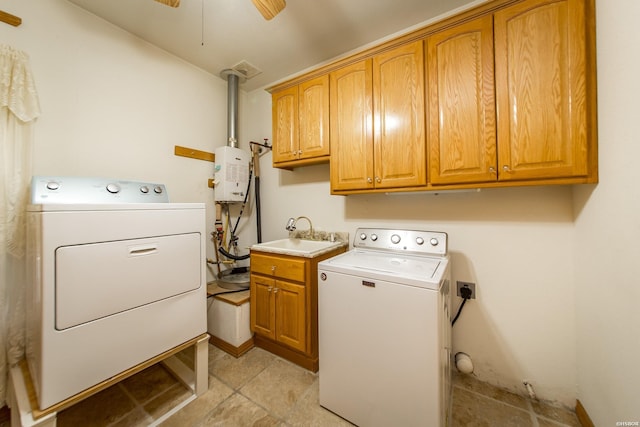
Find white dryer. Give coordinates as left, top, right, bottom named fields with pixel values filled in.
left=26, top=176, right=207, bottom=409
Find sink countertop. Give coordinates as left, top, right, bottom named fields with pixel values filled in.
left=258, top=242, right=347, bottom=258
left=250, top=231, right=350, bottom=258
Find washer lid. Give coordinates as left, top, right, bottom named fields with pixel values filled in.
left=319, top=249, right=448, bottom=289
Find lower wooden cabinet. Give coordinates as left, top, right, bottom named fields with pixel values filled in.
left=250, top=275, right=306, bottom=353
left=249, top=246, right=346, bottom=371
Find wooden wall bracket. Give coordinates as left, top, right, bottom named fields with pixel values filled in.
left=174, top=145, right=215, bottom=162
left=0, top=10, right=22, bottom=27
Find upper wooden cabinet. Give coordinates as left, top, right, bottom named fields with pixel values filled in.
left=427, top=14, right=497, bottom=185
left=428, top=0, right=595, bottom=186
left=330, top=41, right=426, bottom=193
left=329, top=60, right=374, bottom=191
left=271, top=75, right=330, bottom=168
left=494, top=0, right=591, bottom=181
left=271, top=86, right=298, bottom=165
left=267, top=0, right=597, bottom=192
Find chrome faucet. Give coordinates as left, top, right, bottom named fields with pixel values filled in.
left=286, top=216, right=314, bottom=239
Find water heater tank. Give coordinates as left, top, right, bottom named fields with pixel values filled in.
left=214, top=146, right=250, bottom=203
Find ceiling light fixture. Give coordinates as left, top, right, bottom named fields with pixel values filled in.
left=251, top=0, right=286, bottom=20
left=153, top=0, right=180, bottom=7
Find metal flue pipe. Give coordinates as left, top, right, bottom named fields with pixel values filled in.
left=219, top=69, right=243, bottom=148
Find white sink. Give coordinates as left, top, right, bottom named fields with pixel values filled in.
left=251, top=238, right=344, bottom=257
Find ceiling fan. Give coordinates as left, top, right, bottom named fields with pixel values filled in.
left=153, top=0, right=286, bottom=20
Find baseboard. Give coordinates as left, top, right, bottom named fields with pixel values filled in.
left=576, top=399, right=595, bottom=427
left=0, top=404, right=10, bottom=424
left=209, top=335, right=254, bottom=358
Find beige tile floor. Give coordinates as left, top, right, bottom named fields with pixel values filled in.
left=10, top=344, right=581, bottom=427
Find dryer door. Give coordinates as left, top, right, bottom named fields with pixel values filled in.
left=55, top=232, right=201, bottom=330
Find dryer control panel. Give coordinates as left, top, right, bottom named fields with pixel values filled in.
left=30, top=176, right=169, bottom=204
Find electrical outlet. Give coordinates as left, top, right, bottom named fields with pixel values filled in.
left=456, top=281, right=476, bottom=299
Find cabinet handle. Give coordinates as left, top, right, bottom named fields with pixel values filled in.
left=367, top=177, right=372, bottom=183
left=503, top=165, right=511, bottom=172
left=271, top=265, right=276, bottom=273
left=273, top=288, right=279, bottom=293
left=489, top=167, right=496, bottom=174
left=375, top=177, right=381, bottom=183
left=268, top=287, right=273, bottom=292
left=298, top=150, right=302, bottom=155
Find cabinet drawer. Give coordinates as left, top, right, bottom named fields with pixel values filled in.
left=251, top=253, right=306, bottom=282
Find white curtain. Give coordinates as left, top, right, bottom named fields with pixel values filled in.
left=0, top=44, right=41, bottom=408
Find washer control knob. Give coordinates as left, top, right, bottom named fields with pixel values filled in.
left=391, top=234, right=401, bottom=244
left=46, top=181, right=60, bottom=191
left=153, top=186, right=163, bottom=194
left=360, top=233, right=367, bottom=241
left=430, top=238, right=439, bottom=246
left=106, top=183, right=121, bottom=194
left=140, top=185, right=149, bottom=194
left=371, top=234, right=378, bottom=241
left=416, top=237, right=425, bottom=245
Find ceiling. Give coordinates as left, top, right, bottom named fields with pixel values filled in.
left=66, top=0, right=478, bottom=92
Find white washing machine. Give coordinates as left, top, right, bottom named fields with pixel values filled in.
left=26, top=176, right=207, bottom=409
left=318, top=228, right=452, bottom=427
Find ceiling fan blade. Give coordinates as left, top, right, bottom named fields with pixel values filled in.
left=154, top=0, right=180, bottom=7
left=251, top=0, right=286, bottom=20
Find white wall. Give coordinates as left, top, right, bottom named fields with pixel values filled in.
left=0, top=0, right=244, bottom=281
left=246, top=89, right=578, bottom=407
left=573, top=0, right=640, bottom=424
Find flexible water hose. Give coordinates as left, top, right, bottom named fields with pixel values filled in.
left=218, top=247, right=250, bottom=261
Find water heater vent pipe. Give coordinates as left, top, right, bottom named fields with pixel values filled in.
left=219, top=69, right=245, bottom=148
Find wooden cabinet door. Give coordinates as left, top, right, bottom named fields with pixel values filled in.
left=250, top=275, right=276, bottom=340
left=272, top=86, right=299, bottom=164
left=427, top=15, right=497, bottom=184
left=274, top=280, right=306, bottom=353
left=494, top=0, right=589, bottom=180
left=373, top=41, right=426, bottom=189
left=299, top=75, right=330, bottom=160
left=330, top=60, right=374, bottom=191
